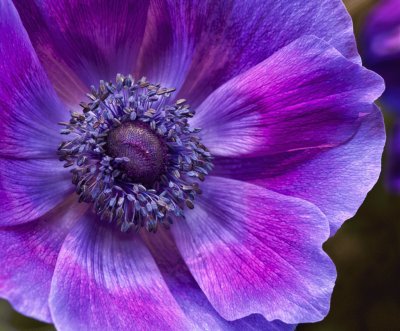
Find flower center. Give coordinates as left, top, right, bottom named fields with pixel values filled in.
left=107, top=122, right=166, bottom=185
left=57, top=74, right=213, bottom=233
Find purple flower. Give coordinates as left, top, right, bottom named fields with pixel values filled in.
left=0, top=1, right=384, bottom=330
left=363, top=0, right=400, bottom=192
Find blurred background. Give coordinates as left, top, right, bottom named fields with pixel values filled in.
left=1, top=0, right=399, bottom=330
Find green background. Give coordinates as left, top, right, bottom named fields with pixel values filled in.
left=1, top=0, right=399, bottom=330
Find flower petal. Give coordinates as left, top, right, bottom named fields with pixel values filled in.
left=191, top=35, right=383, bottom=157
left=49, top=214, right=193, bottom=331
left=172, top=176, right=335, bottom=324
left=143, top=230, right=297, bottom=331
left=213, top=106, right=385, bottom=235
left=138, top=0, right=359, bottom=107
left=0, top=159, right=74, bottom=226
left=0, top=0, right=68, bottom=158
left=0, top=197, right=84, bottom=323
left=13, top=0, right=150, bottom=108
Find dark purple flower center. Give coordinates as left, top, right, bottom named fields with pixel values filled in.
left=106, top=121, right=167, bottom=185
left=58, top=74, right=213, bottom=233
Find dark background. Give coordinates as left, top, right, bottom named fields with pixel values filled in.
left=1, top=0, right=399, bottom=330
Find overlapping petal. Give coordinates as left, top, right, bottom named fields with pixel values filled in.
left=0, top=197, right=84, bottom=323
left=0, top=0, right=68, bottom=158
left=138, top=0, right=360, bottom=107
left=213, top=106, right=385, bottom=235
left=143, top=230, right=296, bottom=331
left=13, top=0, right=150, bottom=109
left=49, top=214, right=193, bottom=331
left=191, top=36, right=383, bottom=157
left=12, top=0, right=360, bottom=110
left=258, top=107, right=385, bottom=234
left=172, top=176, right=335, bottom=324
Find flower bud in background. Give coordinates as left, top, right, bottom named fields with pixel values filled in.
left=363, top=0, right=400, bottom=192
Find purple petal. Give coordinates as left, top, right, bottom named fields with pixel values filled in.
left=191, top=35, right=383, bottom=157
left=13, top=0, right=150, bottom=108
left=172, top=176, right=335, bottom=324
left=213, top=106, right=385, bottom=235
left=0, top=159, right=73, bottom=226
left=0, top=0, right=68, bottom=158
left=138, top=0, right=359, bottom=107
left=143, top=230, right=296, bottom=331
left=0, top=198, right=84, bottom=323
left=49, top=214, right=193, bottom=331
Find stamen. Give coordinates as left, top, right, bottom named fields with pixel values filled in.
left=58, top=74, right=213, bottom=233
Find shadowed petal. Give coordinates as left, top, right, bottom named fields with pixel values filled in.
left=49, top=213, right=193, bottom=331
left=0, top=159, right=74, bottom=226
left=213, top=106, right=385, bottom=235
left=172, top=176, right=335, bottom=324
left=0, top=197, right=85, bottom=323
left=138, top=0, right=359, bottom=107
left=13, top=0, right=150, bottom=109
left=191, top=36, right=383, bottom=157
left=143, top=230, right=297, bottom=331
left=0, top=0, right=68, bottom=158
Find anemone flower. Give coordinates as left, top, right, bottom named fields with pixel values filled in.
left=0, top=1, right=385, bottom=330
left=363, top=0, right=400, bottom=192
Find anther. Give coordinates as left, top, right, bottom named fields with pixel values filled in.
left=57, top=74, right=213, bottom=233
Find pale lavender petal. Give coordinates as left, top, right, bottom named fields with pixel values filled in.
left=49, top=214, right=193, bottom=331
left=190, top=36, right=383, bottom=157
left=138, top=0, right=359, bottom=107
left=143, top=230, right=296, bottom=331
left=13, top=0, right=150, bottom=108
left=259, top=106, right=385, bottom=235
left=172, top=176, right=335, bottom=324
left=213, top=106, right=385, bottom=235
left=0, top=159, right=73, bottom=226
left=0, top=198, right=84, bottom=323
left=0, top=0, right=68, bottom=158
